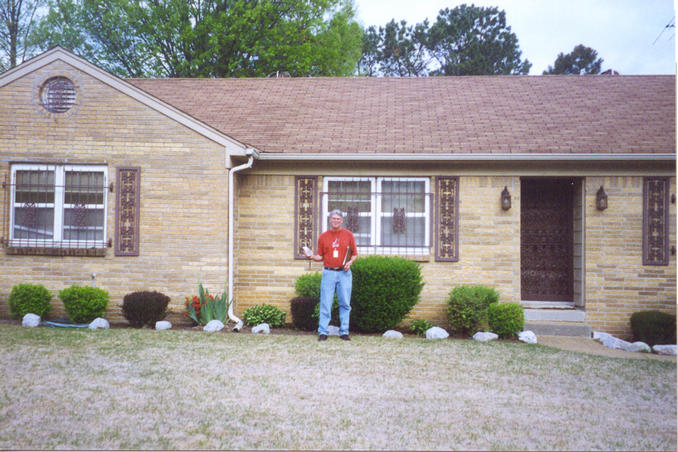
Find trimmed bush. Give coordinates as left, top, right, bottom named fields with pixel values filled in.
left=487, top=302, right=524, bottom=338
left=122, top=291, right=170, bottom=328
left=290, top=297, right=319, bottom=331
left=58, top=285, right=109, bottom=323
left=446, top=285, right=499, bottom=336
left=8, top=284, right=52, bottom=320
left=409, top=319, right=433, bottom=337
left=295, top=272, right=322, bottom=299
left=350, top=256, right=424, bottom=333
left=243, top=304, right=286, bottom=327
left=630, top=310, right=676, bottom=346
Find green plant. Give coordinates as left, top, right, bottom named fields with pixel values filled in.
left=243, top=304, right=286, bottom=327
left=446, top=285, right=499, bottom=336
left=122, top=291, right=170, bottom=328
left=630, top=310, right=676, bottom=346
left=185, top=283, right=230, bottom=325
left=295, top=272, right=322, bottom=299
left=58, top=285, right=109, bottom=323
left=487, top=302, right=524, bottom=338
left=8, top=283, right=52, bottom=320
left=409, top=319, right=434, bottom=337
left=290, top=297, right=319, bottom=331
left=350, top=256, right=424, bottom=333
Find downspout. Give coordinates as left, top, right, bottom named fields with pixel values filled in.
left=227, top=148, right=258, bottom=331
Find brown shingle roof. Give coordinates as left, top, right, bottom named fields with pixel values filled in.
left=127, top=75, right=675, bottom=155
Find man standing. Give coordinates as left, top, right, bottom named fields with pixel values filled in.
left=306, top=209, right=358, bottom=341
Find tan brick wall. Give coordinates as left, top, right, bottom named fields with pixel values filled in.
left=584, top=176, right=676, bottom=339
left=233, top=174, right=521, bottom=325
left=0, top=60, right=230, bottom=323
left=234, top=173, right=676, bottom=338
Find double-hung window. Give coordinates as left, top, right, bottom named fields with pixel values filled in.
left=322, top=177, right=431, bottom=256
left=9, top=164, right=108, bottom=249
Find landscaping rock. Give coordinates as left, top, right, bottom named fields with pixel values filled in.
left=628, top=341, right=651, bottom=353
left=383, top=330, right=403, bottom=339
left=88, top=318, right=110, bottom=330
left=653, top=345, right=677, bottom=356
left=593, top=332, right=633, bottom=351
left=252, top=323, right=271, bottom=334
left=203, top=320, right=224, bottom=332
left=155, top=321, right=172, bottom=330
left=473, top=332, right=498, bottom=342
left=327, top=326, right=340, bottom=336
left=518, top=330, right=538, bottom=344
left=22, top=313, right=41, bottom=328
left=425, top=326, right=449, bottom=340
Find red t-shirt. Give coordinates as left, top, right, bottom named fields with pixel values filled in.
left=316, top=228, right=358, bottom=268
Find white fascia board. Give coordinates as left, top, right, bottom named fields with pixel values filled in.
left=257, top=153, right=676, bottom=162
left=0, top=47, right=249, bottom=157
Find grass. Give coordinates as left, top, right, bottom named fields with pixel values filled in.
left=0, top=323, right=675, bottom=450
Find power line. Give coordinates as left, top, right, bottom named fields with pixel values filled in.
left=653, top=16, right=675, bottom=45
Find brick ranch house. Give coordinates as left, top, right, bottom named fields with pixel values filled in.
left=0, top=47, right=675, bottom=338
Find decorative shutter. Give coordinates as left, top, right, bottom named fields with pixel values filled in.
left=643, top=177, right=670, bottom=266
left=115, top=167, right=141, bottom=256
left=294, top=176, right=317, bottom=259
left=435, top=176, right=459, bottom=262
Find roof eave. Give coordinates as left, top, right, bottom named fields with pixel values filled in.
left=257, top=152, right=676, bottom=162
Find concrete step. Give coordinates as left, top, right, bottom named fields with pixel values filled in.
left=524, top=308, right=586, bottom=322
left=524, top=321, right=592, bottom=337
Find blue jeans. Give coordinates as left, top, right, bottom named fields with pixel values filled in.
left=318, top=269, right=352, bottom=336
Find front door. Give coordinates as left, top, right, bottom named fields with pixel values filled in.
left=521, top=178, right=574, bottom=302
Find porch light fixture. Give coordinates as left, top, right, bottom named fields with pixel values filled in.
left=596, top=186, right=608, bottom=211
left=501, top=186, right=511, bottom=211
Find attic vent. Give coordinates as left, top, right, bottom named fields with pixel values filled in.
left=40, top=77, right=76, bottom=113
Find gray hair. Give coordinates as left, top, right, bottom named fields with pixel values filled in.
left=328, top=209, right=344, bottom=218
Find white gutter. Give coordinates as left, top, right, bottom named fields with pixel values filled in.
left=227, top=148, right=259, bottom=331
left=257, top=152, right=676, bottom=162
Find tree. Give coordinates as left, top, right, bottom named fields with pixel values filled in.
left=32, top=0, right=363, bottom=78
left=427, top=4, right=531, bottom=75
left=543, top=44, right=603, bottom=75
left=359, top=4, right=530, bottom=77
left=0, top=0, right=43, bottom=71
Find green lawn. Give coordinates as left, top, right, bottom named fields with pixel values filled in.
left=0, top=324, right=675, bottom=450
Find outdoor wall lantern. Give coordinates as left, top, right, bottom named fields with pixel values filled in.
left=596, top=186, right=608, bottom=211
left=501, top=186, right=511, bottom=211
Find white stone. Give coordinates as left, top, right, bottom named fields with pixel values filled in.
left=593, top=332, right=633, bottom=351
left=383, top=330, right=403, bottom=339
left=628, top=341, right=651, bottom=353
left=155, top=321, right=172, bottom=330
left=425, top=326, right=449, bottom=340
left=327, top=325, right=340, bottom=336
left=88, top=318, right=110, bottom=330
left=251, top=323, right=271, bottom=334
left=22, top=313, right=41, bottom=328
left=518, top=330, right=538, bottom=344
left=473, top=332, right=498, bottom=342
left=653, top=345, right=677, bottom=356
left=203, top=320, right=224, bottom=332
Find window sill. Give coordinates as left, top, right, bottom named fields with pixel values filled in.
left=4, top=241, right=108, bottom=257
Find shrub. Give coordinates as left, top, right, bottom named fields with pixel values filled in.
left=290, top=297, right=319, bottom=331
left=446, top=285, right=499, bottom=336
left=58, top=285, right=109, bottom=323
left=409, top=319, right=433, bottom=337
left=295, top=272, right=322, bottom=299
left=243, top=304, right=286, bottom=327
left=487, top=302, right=524, bottom=338
left=8, top=284, right=52, bottom=320
left=185, top=283, right=229, bottom=325
left=350, top=256, right=424, bottom=333
left=122, top=291, right=170, bottom=328
left=630, top=310, right=676, bottom=346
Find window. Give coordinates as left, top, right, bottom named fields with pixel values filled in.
left=40, top=77, right=76, bottom=113
left=322, top=177, right=431, bottom=256
left=9, top=164, right=108, bottom=250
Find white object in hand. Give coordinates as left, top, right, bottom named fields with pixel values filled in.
left=302, top=246, right=313, bottom=257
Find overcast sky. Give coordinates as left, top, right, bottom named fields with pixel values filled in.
left=352, top=0, right=676, bottom=75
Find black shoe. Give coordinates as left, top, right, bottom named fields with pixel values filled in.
left=340, top=334, right=351, bottom=341
left=318, top=334, right=328, bottom=342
